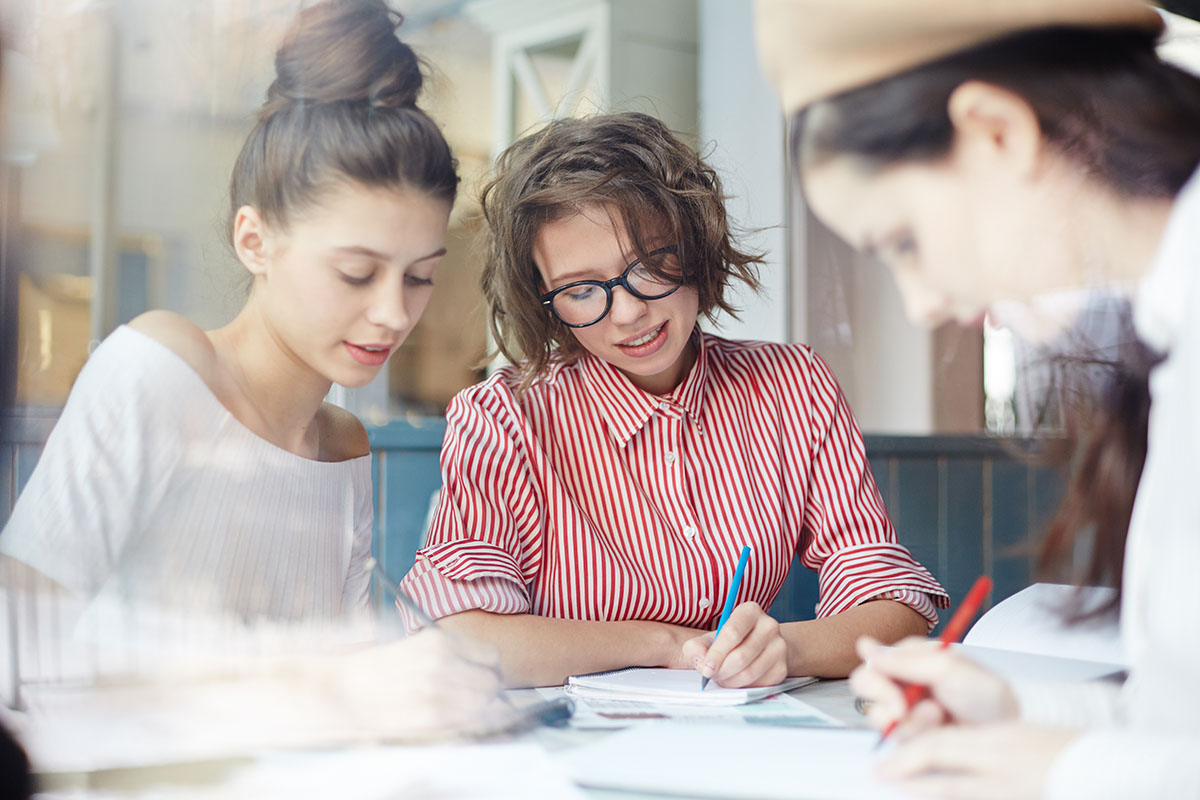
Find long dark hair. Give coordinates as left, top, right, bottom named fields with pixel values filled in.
left=229, top=0, right=459, bottom=235
left=794, top=25, right=1200, bottom=616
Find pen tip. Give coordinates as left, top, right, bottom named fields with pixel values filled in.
left=876, top=720, right=898, bottom=750
left=700, top=676, right=709, bottom=691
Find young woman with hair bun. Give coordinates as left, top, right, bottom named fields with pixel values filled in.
left=0, top=0, right=503, bottom=740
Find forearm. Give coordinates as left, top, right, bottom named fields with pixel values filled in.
left=436, top=610, right=702, bottom=688
left=781, top=599, right=928, bottom=678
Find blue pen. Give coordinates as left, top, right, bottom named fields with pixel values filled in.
left=700, top=544, right=751, bottom=690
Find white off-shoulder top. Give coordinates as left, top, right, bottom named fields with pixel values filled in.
left=0, top=326, right=374, bottom=624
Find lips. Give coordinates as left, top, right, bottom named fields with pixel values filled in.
left=344, top=341, right=393, bottom=367
left=618, top=322, right=665, bottom=347
left=615, top=321, right=670, bottom=359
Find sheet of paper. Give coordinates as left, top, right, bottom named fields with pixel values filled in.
left=540, top=686, right=843, bottom=730
left=562, top=722, right=920, bottom=800
left=566, top=667, right=816, bottom=706
left=52, top=743, right=585, bottom=799
left=963, top=583, right=1124, bottom=666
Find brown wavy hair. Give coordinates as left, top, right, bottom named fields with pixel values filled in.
left=229, top=0, right=458, bottom=235
left=479, top=112, right=763, bottom=391
left=794, top=25, right=1200, bottom=617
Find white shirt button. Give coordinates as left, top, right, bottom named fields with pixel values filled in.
left=699, top=597, right=711, bottom=609
left=665, top=451, right=676, bottom=466
left=683, top=525, right=697, bottom=539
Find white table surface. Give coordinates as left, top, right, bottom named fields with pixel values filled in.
left=514, top=678, right=869, bottom=799
left=31, top=678, right=867, bottom=798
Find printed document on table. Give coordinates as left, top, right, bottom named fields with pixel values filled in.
left=565, top=666, right=815, bottom=706
left=540, top=686, right=842, bottom=730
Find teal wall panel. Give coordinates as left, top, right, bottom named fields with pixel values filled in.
left=893, top=457, right=940, bottom=593
left=367, top=420, right=446, bottom=618
left=0, top=414, right=1071, bottom=631
left=942, top=458, right=987, bottom=621
left=989, top=459, right=1035, bottom=605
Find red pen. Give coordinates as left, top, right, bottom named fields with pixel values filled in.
left=875, top=575, right=993, bottom=747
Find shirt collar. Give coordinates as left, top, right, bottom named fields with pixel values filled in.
left=1134, top=166, right=1200, bottom=354
left=578, top=327, right=710, bottom=447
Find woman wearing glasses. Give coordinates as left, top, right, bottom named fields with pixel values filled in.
left=398, top=112, right=947, bottom=688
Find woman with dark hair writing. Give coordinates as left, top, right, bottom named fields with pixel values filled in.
left=758, top=1, right=1200, bottom=795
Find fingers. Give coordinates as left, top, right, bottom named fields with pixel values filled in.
left=853, top=636, right=1017, bottom=727
left=718, top=635, right=788, bottom=688
left=858, top=636, right=963, bottom=689
left=680, top=632, right=714, bottom=668
left=875, top=723, right=1079, bottom=800
left=880, top=723, right=1041, bottom=779
left=335, top=632, right=508, bottom=741
left=697, top=603, right=788, bottom=688
left=701, top=602, right=767, bottom=673
left=849, top=651, right=910, bottom=722
left=878, top=725, right=984, bottom=780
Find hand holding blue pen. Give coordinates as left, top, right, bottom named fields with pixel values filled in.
left=700, top=545, right=751, bottom=690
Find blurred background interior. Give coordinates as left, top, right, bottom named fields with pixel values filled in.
left=6, top=0, right=1195, bottom=643
left=0, top=0, right=1003, bottom=429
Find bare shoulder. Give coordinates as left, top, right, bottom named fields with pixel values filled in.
left=318, top=403, right=371, bottom=462
left=127, top=310, right=219, bottom=382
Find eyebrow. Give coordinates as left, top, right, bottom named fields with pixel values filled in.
left=858, top=228, right=882, bottom=259
left=860, top=226, right=905, bottom=261
left=331, top=245, right=447, bottom=264
left=550, top=266, right=609, bottom=285
left=547, top=245, right=675, bottom=286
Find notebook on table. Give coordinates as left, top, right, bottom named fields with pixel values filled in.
left=565, top=667, right=816, bottom=706
left=562, top=722, right=919, bottom=799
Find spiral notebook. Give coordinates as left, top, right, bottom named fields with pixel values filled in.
left=565, top=667, right=816, bottom=706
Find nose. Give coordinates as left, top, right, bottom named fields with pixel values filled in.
left=607, top=285, right=650, bottom=326
left=365, top=277, right=411, bottom=333
left=894, top=270, right=951, bottom=329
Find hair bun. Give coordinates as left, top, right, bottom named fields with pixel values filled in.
left=267, top=0, right=423, bottom=112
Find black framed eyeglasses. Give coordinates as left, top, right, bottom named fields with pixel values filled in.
left=539, top=245, right=681, bottom=328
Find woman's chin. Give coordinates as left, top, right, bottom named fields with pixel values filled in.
left=988, top=300, right=1076, bottom=343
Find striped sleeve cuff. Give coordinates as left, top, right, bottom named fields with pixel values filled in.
left=816, top=542, right=949, bottom=629
left=397, top=542, right=530, bottom=633
left=867, top=588, right=941, bottom=631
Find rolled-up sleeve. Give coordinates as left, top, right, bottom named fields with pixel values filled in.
left=795, top=351, right=948, bottom=628
left=397, top=383, right=543, bottom=631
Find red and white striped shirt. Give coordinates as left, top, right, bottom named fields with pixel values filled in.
left=400, top=331, right=947, bottom=631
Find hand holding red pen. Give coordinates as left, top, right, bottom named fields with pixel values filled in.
left=849, top=576, right=1021, bottom=743
left=849, top=575, right=1078, bottom=800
